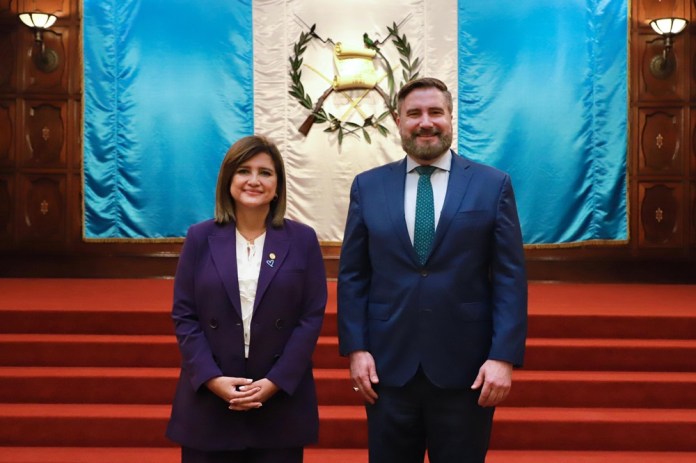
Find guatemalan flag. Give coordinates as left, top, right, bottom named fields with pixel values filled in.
left=83, top=0, right=628, bottom=245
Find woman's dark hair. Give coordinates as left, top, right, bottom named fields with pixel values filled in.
left=214, top=135, right=287, bottom=228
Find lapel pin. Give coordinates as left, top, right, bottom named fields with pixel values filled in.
left=266, top=252, right=276, bottom=267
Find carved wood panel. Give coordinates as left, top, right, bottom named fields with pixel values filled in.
left=0, top=28, right=15, bottom=91
left=636, top=0, right=682, bottom=26
left=638, top=34, right=687, bottom=101
left=691, top=183, right=696, bottom=245
left=18, top=174, right=65, bottom=241
left=639, top=109, right=682, bottom=174
left=22, top=100, right=66, bottom=167
left=638, top=182, right=684, bottom=246
left=0, top=175, right=12, bottom=239
left=18, top=0, right=71, bottom=16
left=70, top=171, right=80, bottom=240
left=20, top=26, right=70, bottom=92
left=0, top=102, right=14, bottom=167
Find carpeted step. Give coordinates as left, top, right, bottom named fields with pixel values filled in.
left=315, top=336, right=696, bottom=371
left=2, top=308, right=694, bottom=341
left=2, top=448, right=693, bottom=463
left=526, top=314, right=696, bottom=340
left=524, top=338, right=696, bottom=371
left=2, top=367, right=696, bottom=409
left=2, top=280, right=694, bottom=340
left=1, top=404, right=695, bottom=451
left=4, top=303, right=694, bottom=341
left=490, top=407, right=696, bottom=451
left=3, top=334, right=696, bottom=371
left=0, top=309, right=171, bottom=335
left=0, top=334, right=180, bottom=368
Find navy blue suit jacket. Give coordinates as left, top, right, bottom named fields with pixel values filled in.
left=337, top=152, right=527, bottom=388
left=166, top=218, right=327, bottom=451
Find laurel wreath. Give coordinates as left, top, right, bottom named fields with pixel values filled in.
left=288, top=22, right=421, bottom=145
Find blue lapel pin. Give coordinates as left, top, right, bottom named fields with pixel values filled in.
left=266, top=252, right=276, bottom=267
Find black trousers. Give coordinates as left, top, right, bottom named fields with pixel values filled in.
left=366, top=368, right=494, bottom=463
left=181, top=446, right=303, bottom=463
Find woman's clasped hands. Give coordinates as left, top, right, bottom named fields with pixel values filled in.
left=206, top=376, right=280, bottom=411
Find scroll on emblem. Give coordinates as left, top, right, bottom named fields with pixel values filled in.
left=332, top=43, right=378, bottom=91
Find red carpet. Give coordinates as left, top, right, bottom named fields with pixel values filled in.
left=0, top=279, right=695, bottom=462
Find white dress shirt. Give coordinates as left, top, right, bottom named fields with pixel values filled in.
left=235, top=228, right=266, bottom=358
left=405, top=150, right=451, bottom=244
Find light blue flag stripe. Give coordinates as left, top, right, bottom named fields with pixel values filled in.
left=457, top=0, right=628, bottom=244
left=84, top=1, right=628, bottom=244
left=83, top=0, right=254, bottom=239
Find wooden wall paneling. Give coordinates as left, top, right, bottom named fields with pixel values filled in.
left=69, top=171, right=79, bottom=241
left=22, top=99, right=66, bottom=167
left=639, top=108, right=683, bottom=174
left=691, top=107, right=696, bottom=174
left=16, top=0, right=70, bottom=15
left=0, top=101, right=14, bottom=167
left=637, top=0, right=683, bottom=24
left=0, top=26, right=16, bottom=91
left=638, top=181, right=684, bottom=247
left=691, top=182, right=695, bottom=245
left=0, top=174, right=13, bottom=239
left=18, top=173, right=65, bottom=242
left=21, top=26, right=69, bottom=92
left=27, top=0, right=71, bottom=17
left=69, top=99, right=79, bottom=170
left=638, top=33, right=688, bottom=101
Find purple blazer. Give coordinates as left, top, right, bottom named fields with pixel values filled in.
left=166, top=218, right=327, bottom=451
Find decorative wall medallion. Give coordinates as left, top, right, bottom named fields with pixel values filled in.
left=655, top=207, right=663, bottom=223
left=40, top=200, right=49, bottom=215
left=655, top=133, right=663, bottom=149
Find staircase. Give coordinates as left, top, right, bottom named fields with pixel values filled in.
left=0, top=279, right=695, bottom=462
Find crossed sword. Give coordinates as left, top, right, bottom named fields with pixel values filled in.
left=298, top=65, right=398, bottom=136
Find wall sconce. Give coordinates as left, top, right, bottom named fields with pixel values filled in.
left=19, top=12, right=59, bottom=73
left=649, top=17, right=688, bottom=79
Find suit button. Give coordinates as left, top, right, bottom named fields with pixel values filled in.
left=275, top=319, right=285, bottom=329
left=209, top=318, right=219, bottom=329
left=420, top=270, right=428, bottom=277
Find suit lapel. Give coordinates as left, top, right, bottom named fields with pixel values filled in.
left=384, top=158, right=419, bottom=262
left=432, top=152, right=473, bottom=252
left=254, top=224, right=290, bottom=311
left=208, top=223, right=242, bottom=317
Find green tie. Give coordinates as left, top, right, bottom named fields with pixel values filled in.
left=414, top=165, right=436, bottom=265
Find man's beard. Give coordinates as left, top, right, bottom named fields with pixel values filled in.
left=401, top=128, right=452, bottom=161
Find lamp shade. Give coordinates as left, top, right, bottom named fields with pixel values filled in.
left=650, top=17, right=688, bottom=36
left=19, top=12, right=57, bottom=29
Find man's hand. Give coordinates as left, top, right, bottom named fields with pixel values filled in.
left=471, top=359, right=513, bottom=407
left=349, top=350, right=380, bottom=404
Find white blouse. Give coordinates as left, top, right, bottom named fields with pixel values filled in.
left=235, top=228, right=266, bottom=358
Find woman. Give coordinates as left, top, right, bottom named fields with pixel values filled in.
left=166, top=135, right=328, bottom=463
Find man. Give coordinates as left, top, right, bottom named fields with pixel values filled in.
left=337, top=77, right=527, bottom=463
